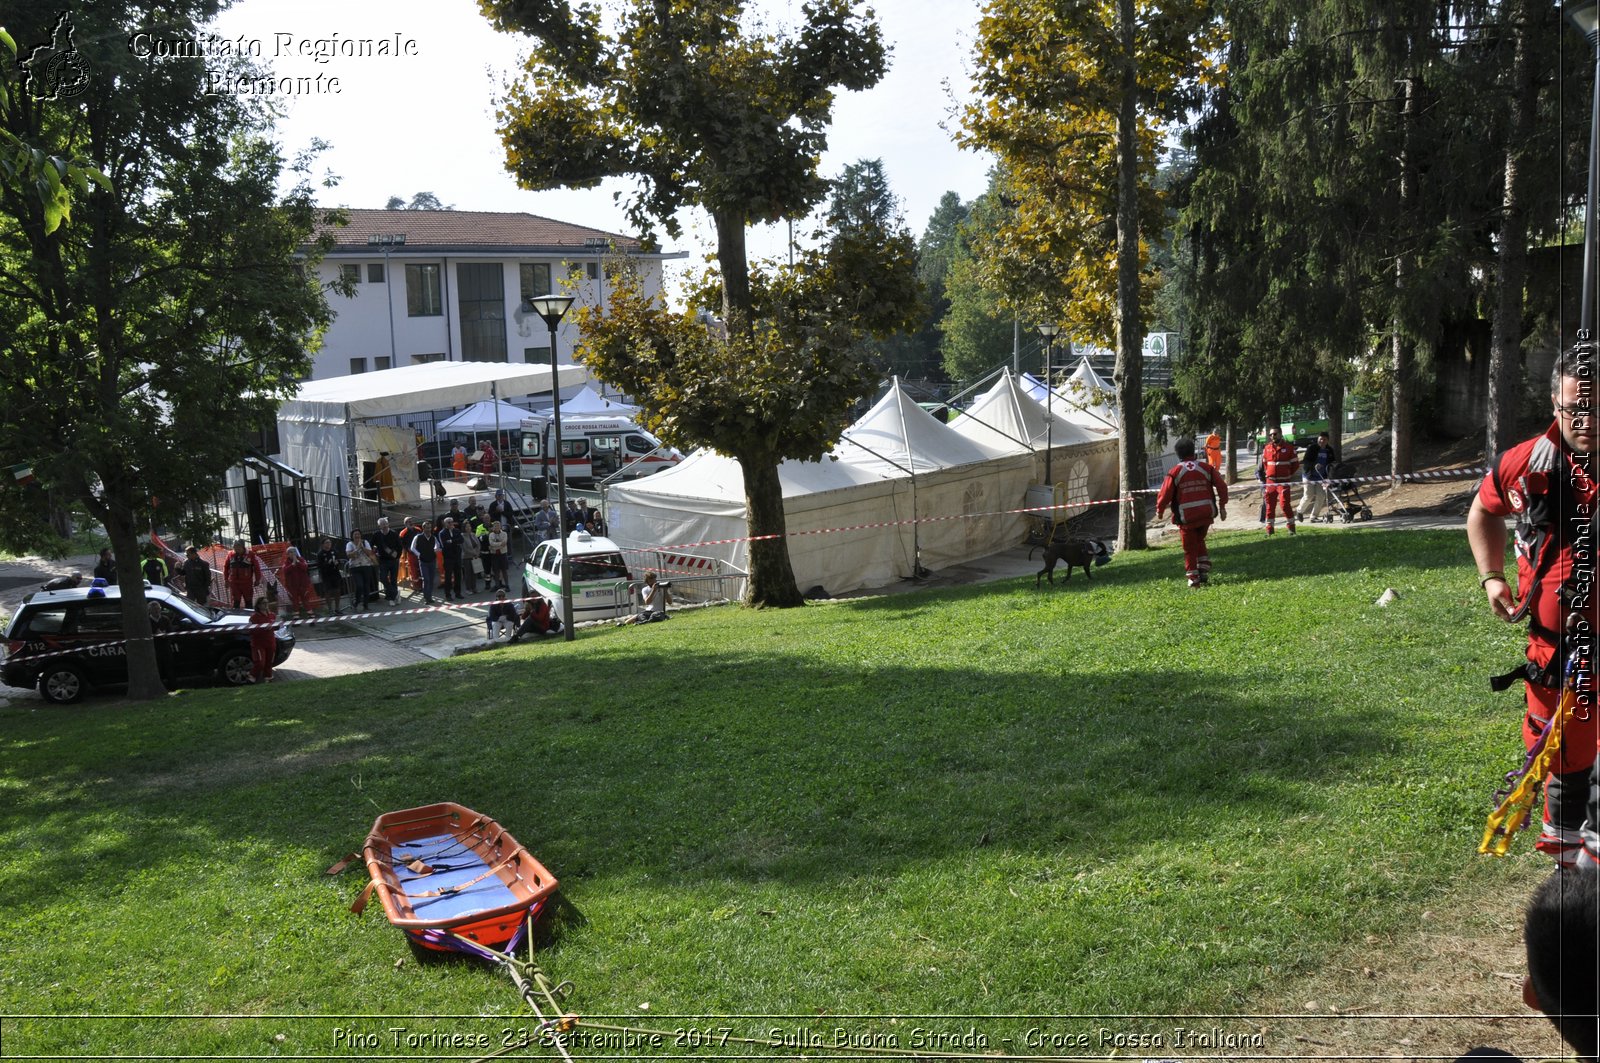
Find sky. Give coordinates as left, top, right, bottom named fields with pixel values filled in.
left=208, top=0, right=995, bottom=270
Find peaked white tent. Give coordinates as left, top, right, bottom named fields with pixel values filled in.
left=1060, top=358, right=1121, bottom=430
left=561, top=385, right=640, bottom=417
left=951, top=371, right=1119, bottom=510
left=607, top=382, right=1060, bottom=596
left=277, top=361, right=587, bottom=534
left=1024, top=365, right=1113, bottom=432
left=437, top=399, right=537, bottom=434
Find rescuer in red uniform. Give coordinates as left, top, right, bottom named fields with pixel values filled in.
left=1468, top=342, right=1600, bottom=867
left=1256, top=427, right=1299, bottom=535
left=1156, top=437, right=1229, bottom=588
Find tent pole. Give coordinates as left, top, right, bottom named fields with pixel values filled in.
left=891, top=378, right=927, bottom=581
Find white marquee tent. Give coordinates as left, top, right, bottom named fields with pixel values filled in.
left=277, top=361, right=588, bottom=534
left=561, top=385, right=640, bottom=417
left=437, top=399, right=538, bottom=435
left=1022, top=359, right=1120, bottom=433
left=606, top=377, right=1119, bottom=596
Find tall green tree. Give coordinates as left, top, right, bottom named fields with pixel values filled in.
left=960, top=0, right=1222, bottom=551
left=1179, top=1, right=1583, bottom=471
left=824, top=158, right=936, bottom=381
left=577, top=219, right=920, bottom=605
left=485, top=0, right=913, bottom=606
left=0, top=6, right=340, bottom=700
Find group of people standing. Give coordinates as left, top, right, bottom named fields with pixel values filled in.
left=531, top=496, right=604, bottom=541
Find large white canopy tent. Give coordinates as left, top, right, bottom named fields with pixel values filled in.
left=606, top=378, right=1117, bottom=597
left=1022, top=359, right=1120, bottom=433
left=560, top=385, right=640, bottom=418
left=951, top=371, right=1119, bottom=510
left=436, top=399, right=538, bottom=435
left=277, top=361, right=588, bottom=534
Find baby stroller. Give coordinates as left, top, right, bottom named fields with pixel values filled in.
left=1322, top=462, right=1373, bottom=523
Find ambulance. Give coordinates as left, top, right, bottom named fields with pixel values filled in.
left=518, top=413, right=682, bottom=491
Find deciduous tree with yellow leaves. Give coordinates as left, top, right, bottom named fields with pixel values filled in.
left=961, top=0, right=1221, bottom=550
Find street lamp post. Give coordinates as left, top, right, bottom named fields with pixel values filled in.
left=527, top=294, right=577, bottom=640
left=367, top=233, right=406, bottom=365
left=1569, top=0, right=1600, bottom=338
left=1037, top=323, right=1060, bottom=486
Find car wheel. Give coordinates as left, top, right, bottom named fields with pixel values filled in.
left=40, top=663, right=88, bottom=705
left=218, top=650, right=254, bottom=687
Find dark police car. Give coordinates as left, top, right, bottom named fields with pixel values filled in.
left=1, top=584, right=295, bottom=703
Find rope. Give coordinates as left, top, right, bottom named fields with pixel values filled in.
left=1480, top=652, right=1584, bottom=856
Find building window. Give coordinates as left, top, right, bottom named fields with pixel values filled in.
left=524, top=346, right=551, bottom=364
left=406, top=264, right=442, bottom=316
left=340, top=263, right=360, bottom=285
left=587, top=262, right=599, bottom=280
left=367, top=263, right=385, bottom=283
left=411, top=353, right=446, bottom=365
left=350, top=357, right=368, bottom=374
left=519, top=262, right=553, bottom=303
left=458, top=262, right=508, bottom=362
left=374, top=356, right=391, bottom=371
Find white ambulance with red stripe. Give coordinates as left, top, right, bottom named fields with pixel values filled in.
left=518, top=414, right=682, bottom=491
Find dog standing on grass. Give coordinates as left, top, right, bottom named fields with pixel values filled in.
left=1031, top=539, right=1112, bottom=587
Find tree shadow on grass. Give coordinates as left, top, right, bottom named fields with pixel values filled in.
left=0, top=648, right=1425, bottom=909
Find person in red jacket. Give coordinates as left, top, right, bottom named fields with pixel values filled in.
left=1468, top=342, right=1599, bottom=866
left=223, top=538, right=262, bottom=609
left=248, top=595, right=278, bottom=684
left=1256, top=427, right=1299, bottom=535
left=1156, top=437, right=1229, bottom=588
left=276, top=546, right=315, bottom=620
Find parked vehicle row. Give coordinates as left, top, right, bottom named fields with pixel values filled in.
left=1, top=585, right=295, bottom=704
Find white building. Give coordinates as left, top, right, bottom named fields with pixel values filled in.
left=307, top=208, right=685, bottom=380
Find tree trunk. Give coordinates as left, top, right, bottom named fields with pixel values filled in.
left=740, top=453, right=803, bottom=608
left=1113, top=0, right=1147, bottom=551
left=714, top=208, right=752, bottom=332
left=1224, top=422, right=1236, bottom=483
left=1326, top=379, right=1345, bottom=453
left=102, top=505, right=166, bottom=701
left=1392, top=76, right=1416, bottom=479
left=714, top=206, right=802, bottom=606
left=1487, top=0, right=1536, bottom=458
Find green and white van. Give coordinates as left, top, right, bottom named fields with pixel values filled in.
left=522, top=531, right=633, bottom=624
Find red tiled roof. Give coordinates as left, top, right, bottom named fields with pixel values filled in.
left=316, top=208, right=644, bottom=252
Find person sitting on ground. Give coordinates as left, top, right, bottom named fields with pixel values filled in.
left=619, top=572, right=671, bottom=625
left=510, top=594, right=563, bottom=642
left=486, top=589, right=520, bottom=640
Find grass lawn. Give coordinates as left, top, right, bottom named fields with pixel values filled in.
left=0, top=527, right=1550, bottom=1057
